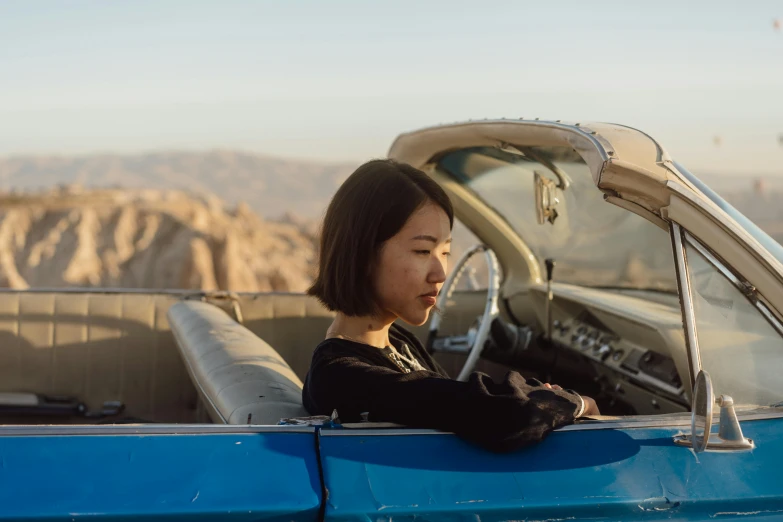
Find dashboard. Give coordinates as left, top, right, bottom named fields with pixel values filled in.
left=551, top=311, right=686, bottom=412
left=513, top=284, right=692, bottom=415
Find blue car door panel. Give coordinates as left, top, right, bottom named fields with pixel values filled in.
left=0, top=427, right=321, bottom=521
left=318, top=419, right=783, bottom=521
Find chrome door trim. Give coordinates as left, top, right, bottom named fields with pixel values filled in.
left=322, top=409, right=783, bottom=436
left=12, top=412, right=776, bottom=438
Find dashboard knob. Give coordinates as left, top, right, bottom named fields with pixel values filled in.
left=596, top=344, right=612, bottom=360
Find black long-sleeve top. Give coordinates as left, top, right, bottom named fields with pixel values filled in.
left=302, top=323, right=583, bottom=453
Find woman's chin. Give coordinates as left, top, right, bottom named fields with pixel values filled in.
left=397, top=310, right=430, bottom=327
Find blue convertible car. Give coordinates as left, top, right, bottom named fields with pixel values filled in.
left=1, top=120, right=782, bottom=521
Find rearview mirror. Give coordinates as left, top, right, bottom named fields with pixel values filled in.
left=534, top=171, right=560, bottom=225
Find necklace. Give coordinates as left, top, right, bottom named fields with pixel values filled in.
left=326, top=330, right=424, bottom=373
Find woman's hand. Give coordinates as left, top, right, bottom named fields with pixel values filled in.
left=580, top=395, right=601, bottom=416
left=542, top=383, right=600, bottom=417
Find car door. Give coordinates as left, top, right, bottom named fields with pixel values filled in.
left=0, top=425, right=322, bottom=521
left=317, top=416, right=783, bottom=521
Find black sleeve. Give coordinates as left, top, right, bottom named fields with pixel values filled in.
left=303, top=351, right=582, bottom=453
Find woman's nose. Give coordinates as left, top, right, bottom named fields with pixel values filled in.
left=428, top=256, right=447, bottom=284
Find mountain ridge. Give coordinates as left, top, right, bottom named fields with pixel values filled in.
left=0, top=150, right=358, bottom=219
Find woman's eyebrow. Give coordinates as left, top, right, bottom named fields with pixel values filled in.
left=411, top=235, right=452, bottom=244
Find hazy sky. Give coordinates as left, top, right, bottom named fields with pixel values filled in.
left=1, top=0, right=782, bottom=176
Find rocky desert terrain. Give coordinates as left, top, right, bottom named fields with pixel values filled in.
left=0, top=186, right=318, bottom=292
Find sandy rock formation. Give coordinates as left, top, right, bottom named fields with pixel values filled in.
left=0, top=187, right=317, bottom=292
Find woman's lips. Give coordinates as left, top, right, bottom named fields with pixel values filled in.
left=419, top=295, right=437, bottom=306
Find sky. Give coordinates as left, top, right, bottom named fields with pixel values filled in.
left=1, top=0, right=782, bottom=176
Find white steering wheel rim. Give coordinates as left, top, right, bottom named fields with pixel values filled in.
left=428, top=244, right=501, bottom=381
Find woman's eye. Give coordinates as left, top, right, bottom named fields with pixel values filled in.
left=414, top=250, right=451, bottom=257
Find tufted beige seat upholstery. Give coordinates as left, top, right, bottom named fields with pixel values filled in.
left=0, top=291, right=199, bottom=423
left=168, top=300, right=308, bottom=425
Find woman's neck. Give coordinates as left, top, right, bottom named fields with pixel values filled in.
left=327, top=312, right=394, bottom=348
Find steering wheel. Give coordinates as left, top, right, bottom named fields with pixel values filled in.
left=426, top=244, right=501, bottom=381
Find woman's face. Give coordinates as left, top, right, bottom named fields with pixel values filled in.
left=373, top=202, right=452, bottom=326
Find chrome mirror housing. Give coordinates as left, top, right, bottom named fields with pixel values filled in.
left=674, top=370, right=754, bottom=452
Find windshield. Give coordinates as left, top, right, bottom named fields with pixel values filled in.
left=437, top=147, right=677, bottom=292
left=674, top=162, right=783, bottom=265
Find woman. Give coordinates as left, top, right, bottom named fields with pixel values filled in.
left=302, top=159, right=599, bottom=452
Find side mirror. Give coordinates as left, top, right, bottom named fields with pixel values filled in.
left=691, top=370, right=714, bottom=453
left=674, top=370, right=754, bottom=452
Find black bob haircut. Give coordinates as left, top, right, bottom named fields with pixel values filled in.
left=308, top=159, right=454, bottom=317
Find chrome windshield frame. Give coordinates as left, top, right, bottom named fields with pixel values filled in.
left=670, top=222, right=702, bottom=385
left=665, top=180, right=783, bottom=283
left=670, top=161, right=783, bottom=266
